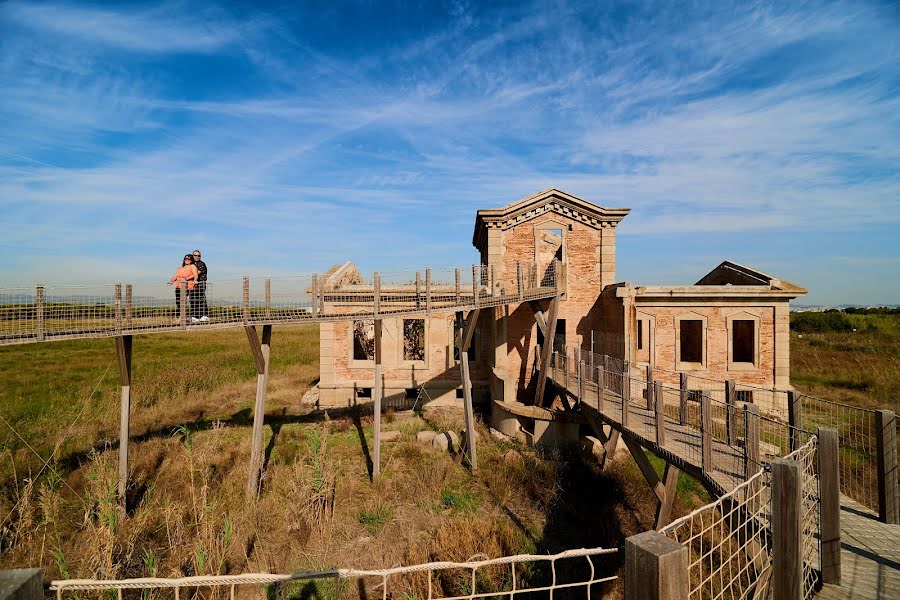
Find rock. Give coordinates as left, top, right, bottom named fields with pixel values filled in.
left=417, top=430, right=438, bottom=444
left=432, top=430, right=460, bottom=452
left=382, top=430, right=401, bottom=443
left=490, top=427, right=511, bottom=441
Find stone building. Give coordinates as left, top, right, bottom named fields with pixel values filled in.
left=316, top=189, right=805, bottom=410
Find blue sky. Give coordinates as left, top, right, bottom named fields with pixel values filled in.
left=0, top=0, right=897, bottom=305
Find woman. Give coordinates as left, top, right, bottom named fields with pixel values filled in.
left=168, top=254, right=199, bottom=322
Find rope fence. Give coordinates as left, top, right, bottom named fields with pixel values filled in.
left=48, top=547, right=619, bottom=600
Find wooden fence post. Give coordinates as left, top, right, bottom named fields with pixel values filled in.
left=125, top=284, right=133, bottom=329
left=264, top=278, right=271, bottom=320
left=373, top=273, right=380, bottom=318
left=700, top=395, right=712, bottom=474
left=490, top=264, right=495, bottom=292
left=115, top=334, right=133, bottom=504
left=472, top=265, right=480, bottom=308
left=787, top=391, right=803, bottom=452
left=35, top=285, right=44, bottom=341
left=646, top=365, right=653, bottom=410
left=875, top=409, right=899, bottom=524
left=679, top=373, right=688, bottom=425
left=598, top=365, right=605, bottom=413
left=425, top=269, right=432, bottom=314
left=725, top=380, right=736, bottom=446
left=654, top=381, right=665, bottom=447
left=0, top=568, right=43, bottom=600
left=624, top=530, right=689, bottom=600
left=455, top=268, right=461, bottom=305
left=818, top=427, right=841, bottom=584
left=772, top=458, right=803, bottom=600
left=744, top=403, right=760, bottom=478
left=516, top=262, right=524, bottom=301
left=114, top=283, right=122, bottom=333
left=241, top=276, right=249, bottom=324
left=622, top=362, right=631, bottom=427
left=373, top=319, right=383, bottom=481
left=415, top=271, right=421, bottom=310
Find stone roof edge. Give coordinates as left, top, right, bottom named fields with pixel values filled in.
left=696, top=260, right=806, bottom=293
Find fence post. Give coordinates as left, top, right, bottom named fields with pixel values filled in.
left=516, top=262, right=524, bottom=301
left=425, top=269, right=432, bottom=314
left=373, top=273, right=381, bottom=318
left=490, top=264, right=495, bottom=292
left=744, top=403, right=760, bottom=479
left=114, top=283, right=122, bottom=332
left=598, top=365, right=605, bottom=413
left=646, top=365, right=653, bottom=410
left=180, top=283, right=188, bottom=328
left=125, top=284, right=133, bottom=329
left=654, top=381, right=665, bottom=447
left=622, top=361, right=631, bottom=427
left=575, top=348, right=581, bottom=399
left=818, top=427, right=841, bottom=584
left=455, top=268, right=461, bottom=305
left=875, top=409, right=899, bottom=524
left=700, top=395, right=712, bottom=474
left=0, top=568, right=43, bottom=600
left=772, top=458, right=803, bottom=600
left=415, top=271, right=421, bottom=310
left=624, top=530, right=689, bottom=600
left=35, top=285, right=45, bottom=341
left=679, top=373, right=688, bottom=425
left=787, top=391, right=803, bottom=452
left=725, top=380, right=736, bottom=446
left=264, top=278, right=271, bottom=320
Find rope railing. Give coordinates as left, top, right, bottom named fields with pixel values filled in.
left=49, top=546, right=619, bottom=600
left=0, top=262, right=560, bottom=346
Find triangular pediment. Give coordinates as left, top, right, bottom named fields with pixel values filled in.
left=696, top=261, right=804, bottom=292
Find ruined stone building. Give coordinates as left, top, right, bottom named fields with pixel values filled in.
left=316, top=189, right=805, bottom=410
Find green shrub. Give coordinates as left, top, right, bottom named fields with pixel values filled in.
left=790, top=311, right=853, bottom=333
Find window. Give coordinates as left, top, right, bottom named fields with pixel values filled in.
left=736, top=390, right=753, bottom=404
left=403, top=318, right=425, bottom=361
left=453, top=316, right=479, bottom=362
left=732, top=320, right=755, bottom=364
left=637, top=320, right=643, bottom=350
left=536, top=318, right=566, bottom=354
left=352, top=320, right=375, bottom=361
left=680, top=320, right=703, bottom=363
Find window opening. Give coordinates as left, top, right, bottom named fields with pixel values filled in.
left=353, top=319, right=375, bottom=361
left=536, top=318, right=566, bottom=354
left=637, top=320, right=643, bottom=351
left=735, top=390, right=753, bottom=404
left=732, top=319, right=755, bottom=364
left=403, top=318, right=426, bottom=361
left=680, top=320, right=703, bottom=364
left=357, top=387, right=372, bottom=398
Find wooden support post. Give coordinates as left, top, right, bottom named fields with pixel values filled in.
left=415, top=271, right=421, bottom=310
left=455, top=268, right=461, bottom=305
left=114, top=283, right=122, bottom=333
left=180, top=283, right=188, bottom=329
left=490, top=265, right=495, bottom=293
left=516, top=262, right=524, bottom=301
left=472, top=265, right=479, bottom=307
left=622, top=360, right=631, bottom=427
left=623, top=436, right=666, bottom=502
left=533, top=295, right=559, bottom=406
left=115, top=335, right=133, bottom=504
left=700, top=395, right=712, bottom=474
left=373, top=273, right=381, bottom=317
left=460, top=309, right=480, bottom=470
left=311, top=274, right=319, bottom=319
left=624, top=530, right=689, bottom=600
left=646, top=365, right=653, bottom=410
left=575, top=348, right=582, bottom=401
left=264, top=278, right=271, bottom=320
left=678, top=373, right=688, bottom=425
left=654, top=463, right=680, bottom=530
left=725, top=380, right=736, bottom=446
left=245, top=325, right=272, bottom=499
left=787, top=391, right=803, bottom=452
left=241, top=276, right=250, bottom=324
left=0, top=568, right=43, bottom=600
left=125, top=284, right=133, bottom=328
left=598, top=365, right=605, bottom=413
left=818, top=427, right=841, bottom=584
left=772, top=458, right=803, bottom=600
left=744, top=403, right=760, bottom=479
left=654, top=381, right=665, bottom=447
left=425, top=269, right=432, bottom=314
left=35, top=285, right=44, bottom=341
left=373, top=319, right=383, bottom=481
left=602, top=429, right=619, bottom=469
left=875, top=409, right=899, bottom=524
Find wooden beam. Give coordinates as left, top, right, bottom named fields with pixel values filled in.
left=678, top=373, right=688, bottom=425
left=241, top=276, right=249, bottom=324
left=459, top=326, right=478, bottom=470
left=36, top=285, right=45, bottom=341
left=623, top=435, right=665, bottom=502
left=264, top=278, right=271, bottom=320
left=624, top=531, right=689, bottom=600
left=772, top=458, right=802, bottom=600
left=818, top=427, right=841, bottom=585
left=700, top=395, right=712, bottom=474
left=533, top=294, right=560, bottom=406
left=529, top=300, right=548, bottom=338
left=876, top=409, right=898, bottom=524
left=653, top=381, right=665, bottom=447
left=725, top=380, right=736, bottom=446
left=461, top=308, right=480, bottom=353
left=425, top=269, right=432, bottom=314
left=114, top=284, right=122, bottom=333
left=246, top=325, right=272, bottom=499
left=744, top=403, right=760, bottom=478
left=654, top=463, right=680, bottom=530
left=787, top=390, right=803, bottom=452
left=602, top=429, right=619, bottom=469
left=115, top=334, right=133, bottom=503
left=124, top=284, right=133, bottom=329
left=373, top=319, right=383, bottom=481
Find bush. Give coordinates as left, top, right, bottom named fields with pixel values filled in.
left=790, top=311, right=853, bottom=333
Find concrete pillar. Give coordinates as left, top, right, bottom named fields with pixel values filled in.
left=0, top=570, right=42, bottom=600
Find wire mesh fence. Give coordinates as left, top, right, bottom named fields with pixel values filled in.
left=48, top=547, right=619, bottom=600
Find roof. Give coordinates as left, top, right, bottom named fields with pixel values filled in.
left=472, top=188, right=630, bottom=250
left=695, top=261, right=806, bottom=293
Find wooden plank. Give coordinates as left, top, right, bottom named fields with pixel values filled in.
left=654, top=381, right=665, bottom=447
left=624, top=531, right=689, bottom=600
left=876, top=409, right=899, bottom=524
left=725, top=380, right=736, bottom=445
left=818, top=427, right=841, bottom=585
left=246, top=325, right=271, bottom=499
left=373, top=319, right=383, bottom=481
left=244, top=326, right=266, bottom=374
left=115, top=334, right=132, bottom=503
left=772, top=458, right=802, bottom=600
left=373, top=273, right=380, bottom=317
left=700, top=395, right=712, bottom=474
left=125, top=284, right=133, bottom=328
left=787, top=390, right=802, bottom=452
left=461, top=309, right=480, bottom=352
left=264, top=278, right=271, bottom=320
left=744, top=403, right=760, bottom=478
left=425, top=269, right=432, bottom=314
left=602, top=428, right=619, bottom=469
left=311, top=274, right=319, bottom=319
left=623, top=435, right=665, bottom=502
left=533, top=295, right=559, bottom=406
left=36, top=285, right=44, bottom=341
left=654, top=463, right=680, bottom=530
left=679, top=373, right=688, bottom=425
left=415, top=271, right=421, bottom=310
left=115, top=284, right=122, bottom=332
left=455, top=268, right=460, bottom=304
left=460, top=347, right=477, bottom=470
left=529, top=301, right=548, bottom=338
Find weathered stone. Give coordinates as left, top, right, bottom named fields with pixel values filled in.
left=416, top=430, right=438, bottom=444
left=381, top=430, right=401, bottom=443
left=432, top=430, right=459, bottom=452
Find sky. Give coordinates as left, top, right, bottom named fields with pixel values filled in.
left=0, top=1, right=898, bottom=305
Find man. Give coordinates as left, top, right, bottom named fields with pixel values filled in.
left=192, top=249, right=209, bottom=322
